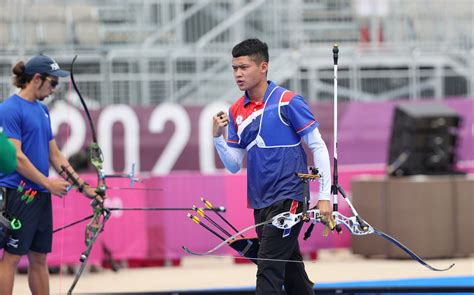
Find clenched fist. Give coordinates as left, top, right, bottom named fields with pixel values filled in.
left=213, top=111, right=229, bottom=137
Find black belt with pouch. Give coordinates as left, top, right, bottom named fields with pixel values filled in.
left=0, top=187, right=12, bottom=248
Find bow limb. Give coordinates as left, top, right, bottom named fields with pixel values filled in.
left=70, top=56, right=98, bottom=143
left=373, top=229, right=455, bottom=272
left=67, top=209, right=111, bottom=294
left=67, top=55, right=109, bottom=294
left=182, top=219, right=272, bottom=256
left=331, top=212, right=455, bottom=271
left=70, top=55, right=106, bottom=214
left=70, top=55, right=106, bottom=200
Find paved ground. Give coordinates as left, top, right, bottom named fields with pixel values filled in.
left=11, top=249, right=473, bottom=294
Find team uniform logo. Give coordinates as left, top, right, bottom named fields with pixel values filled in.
left=49, top=57, right=60, bottom=71
left=236, top=115, right=243, bottom=125
left=7, top=237, right=19, bottom=248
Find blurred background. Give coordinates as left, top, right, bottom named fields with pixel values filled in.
left=0, top=0, right=473, bottom=294
left=0, top=0, right=473, bottom=105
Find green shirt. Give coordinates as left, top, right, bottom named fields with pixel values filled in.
left=0, top=131, right=17, bottom=174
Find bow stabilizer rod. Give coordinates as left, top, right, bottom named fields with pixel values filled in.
left=331, top=45, right=368, bottom=233
left=324, top=45, right=452, bottom=271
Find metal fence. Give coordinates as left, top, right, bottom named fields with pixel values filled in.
left=0, top=0, right=472, bottom=105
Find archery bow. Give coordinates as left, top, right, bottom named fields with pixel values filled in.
left=271, top=210, right=455, bottom=271
left=182, top=206, right=454, bottom=271
left=66, top=55, right=110, bottom=295
left=64, top=56, right=230, bottom=293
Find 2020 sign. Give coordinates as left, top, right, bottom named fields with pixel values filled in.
left=50, top=101, right=231, bottom=175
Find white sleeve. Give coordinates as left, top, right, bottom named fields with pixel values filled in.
left=213, top=135, right=245, bottom=174
left=302, top=127, right=331, bottom=201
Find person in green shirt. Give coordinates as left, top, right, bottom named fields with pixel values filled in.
left=0, top=131, right=17, bottom=174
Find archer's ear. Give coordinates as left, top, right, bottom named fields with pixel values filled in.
left=260, top=61, right=268, bottom=74
left=31, top=73, right=43, bottom=84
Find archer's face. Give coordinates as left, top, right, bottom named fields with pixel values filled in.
left=32, top=74, right=59, bottom=101
left=232, top=56, right=268, bottom=92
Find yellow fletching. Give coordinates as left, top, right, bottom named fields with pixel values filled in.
left=196, top=207, right=205, bottom=217
left=201, top=197, right=213, bottom=209
left=187, top=213, right=200, bottom=224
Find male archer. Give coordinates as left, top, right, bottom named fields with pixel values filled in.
left=213, top=39, right=332, bottom=294
left=0, top=54, right=104, bottom=295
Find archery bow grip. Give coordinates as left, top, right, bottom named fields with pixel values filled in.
left=356, top=216, right=369, bottom=232
left=89, top=192, right=105, bottom=208
left=88, top=182, right=107, bottom=207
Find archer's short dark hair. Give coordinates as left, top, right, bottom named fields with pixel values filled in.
left=232, top=39, right=269, bottom=64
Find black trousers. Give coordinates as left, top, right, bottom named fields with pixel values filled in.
left=254, top=199, right=314, bottom=295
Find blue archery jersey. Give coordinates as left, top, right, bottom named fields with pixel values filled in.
left=0, top=94, right=53, bottom=192
left=227, top=81, right=318, bottom=209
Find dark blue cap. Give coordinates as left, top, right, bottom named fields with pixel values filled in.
left=25, top=54, right=69, bottom=77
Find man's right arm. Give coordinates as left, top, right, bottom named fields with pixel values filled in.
left=213, top=136, right=245, bottom=173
